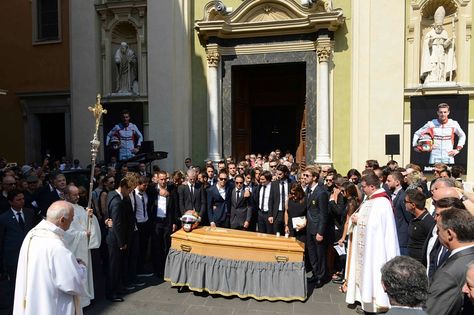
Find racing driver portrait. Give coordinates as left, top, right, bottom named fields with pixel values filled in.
left=412, top=102, right=466, bottom=164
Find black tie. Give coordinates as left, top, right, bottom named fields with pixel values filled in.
left=236, top=189, right=240, bottom=201
left=306, top=187, right=311, bottom=196
left=260, top=185, right=266, bottom=210
left=281, top=182, right=285, bottom=210
left=190, top=185, right=194, bottom=196
left=140, top=193, right=147, bottom=220
left=17, top=212, right=25, bottom=230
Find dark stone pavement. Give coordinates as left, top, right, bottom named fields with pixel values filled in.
left=84, top=274, right=358, bottom=315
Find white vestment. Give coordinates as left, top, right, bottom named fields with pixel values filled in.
left=63, top=204, right=101, bottom=308
left=345, top=188, right=400, bottom=313
left=13, top=220, right=87, bottom=315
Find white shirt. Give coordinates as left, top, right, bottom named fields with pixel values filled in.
left=278, top=180, right=289, bottom=211
left=449, top=244, right=474, bottom=257
left=260, top=183, right=271, bottom=212
left=156, top=195, right=167, bottom=218
left=218, top=186, right=226, bottom=200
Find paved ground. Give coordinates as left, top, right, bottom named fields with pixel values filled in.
left=84, top=275, right=359, bottom=315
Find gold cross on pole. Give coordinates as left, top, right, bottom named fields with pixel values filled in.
left=88, top=94, right=107, bottom=137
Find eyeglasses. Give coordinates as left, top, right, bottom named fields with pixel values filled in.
left=326, top=179, right=333, bottom=182
left=302, top=174, right=310, bottom=177
left=404, top=199, right=412, bottom=204
left=235, top=181, right=244, bottom=185
left=270, top=165, right=277, bottom=168
left=218, top=177, right=227, bottom=181
left=238, top=167, right=244, bottom=170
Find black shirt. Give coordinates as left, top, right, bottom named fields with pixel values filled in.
left=408, top=210, right=435, bottom=263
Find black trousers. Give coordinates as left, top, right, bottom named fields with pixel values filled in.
left=151, top=220, right=171, bottom=276
left=306, top=230, right=328, bottom=281
left=136, top=221, right=152, bottom=273
left=273, top=211, right=285, bottom=235
left=106, top=243, right=123, bottom=298
left=257, top=211, right=273, bottom=234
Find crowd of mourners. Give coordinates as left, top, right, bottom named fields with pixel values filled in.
left=0, top=151, right=473, bottom=315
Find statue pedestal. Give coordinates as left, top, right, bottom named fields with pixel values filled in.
left=422, top=81, right=458, bottom=88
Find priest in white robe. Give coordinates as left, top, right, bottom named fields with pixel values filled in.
left=14, top=201, right=87, bottom=315
left=63, top=185, right=101, bottom=308
left=345, top=173, right=400, bottom=313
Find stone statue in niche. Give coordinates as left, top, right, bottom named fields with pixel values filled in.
left=420, top=6, right=456, bottom=83
left=114, top=42, right=138, bottom=94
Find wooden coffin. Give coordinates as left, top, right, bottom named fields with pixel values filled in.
left=170, top=227, right=304, bottom=263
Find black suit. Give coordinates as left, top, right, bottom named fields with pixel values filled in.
left=148, top=186, right=179, bottom=276
left=268, top=179, right=292, bottom=234
left=422, top=225, right=450, bottom=280
left=206, top=184, right=232, bottom=227
left=426, top=246, right=474, bottom=315
left=306, top=184, right=329, bottom=282
left=229, top=188, right=252, bottom=229
left=255, top=184, right=273, bottom=234
left=0, top=208, right=37, bottom=283
left=391, top=189, right=413, bottom=255
left=37, top=188, right=61, bottom=217
left=178, top=182, right=206, bottom=216
left=105, top=190, right=128, bottom=298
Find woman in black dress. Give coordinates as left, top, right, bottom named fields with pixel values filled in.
left=284, top=182, right=307, bottom=243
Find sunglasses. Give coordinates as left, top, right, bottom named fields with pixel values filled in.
left=218, top=177, right=227, bottom=181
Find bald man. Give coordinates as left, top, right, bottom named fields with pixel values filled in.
left=13, top=201, right=87, bottom=315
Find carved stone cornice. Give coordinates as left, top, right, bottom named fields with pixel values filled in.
left=195, top=0, right=345, bottom=46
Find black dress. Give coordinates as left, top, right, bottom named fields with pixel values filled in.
left=287, top=199, right=307, bottom=243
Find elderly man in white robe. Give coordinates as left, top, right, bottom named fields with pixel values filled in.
left=345, top=172, right=400, bottom=314
left=63, top=184, right=101, bottom=308
left=13, top=201, right=87, bottom=315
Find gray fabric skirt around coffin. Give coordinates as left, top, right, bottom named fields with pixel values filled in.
left=164, top=248, right=307, bottom=301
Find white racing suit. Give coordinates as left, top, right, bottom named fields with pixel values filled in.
left=412, top=119, right=466, bottom=164
left=106, top=122, right=143, bottom=160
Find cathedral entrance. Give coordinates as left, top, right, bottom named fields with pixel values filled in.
left=231, top=62, right=306, bottom=161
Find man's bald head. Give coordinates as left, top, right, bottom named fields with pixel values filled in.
left=432, top=187, right=461, bottom=202
left=46, top=201, right=74, bottom=231
left=64, top=185, right=80, bottom=204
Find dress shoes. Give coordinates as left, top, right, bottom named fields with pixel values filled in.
left=306, top=275, right=317, bottom=283
left=132, top=281, right=146, bottom=287
left=107, top=296, right=124, bottom=302
left=314, top=279, right=325, bottom=288
left=137, top=272, right=154, bottom=277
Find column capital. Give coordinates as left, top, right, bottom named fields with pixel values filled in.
left=206, top=49, right=220, bottom=67
left=315, top=35, right=333, bottom=63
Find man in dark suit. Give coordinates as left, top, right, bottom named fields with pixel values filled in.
left=105, top=174, right=137, bottom=302
left=422, top=197, right=465, bottom=279
left=268, top=164, right=293, bottom=235
left=381, top=256, right=429, bottom=315
left=255, top=171, right=273, bottom=234
left=37, top=172, right=66, bottom=218
left=0, top=190, right=38, bottom=284
left=178, top=169, right=206, bottom=217
left=386, top=171, right=413, bottom=255
left=207, top=170, right=232, bottom=228
left=426, top=208, right=474, bottom=315
left=206, top=165, right=217, bottom=187
left=303, top=166, right=329, bottom=288
left=148, top=171, right=179, bottom=278
left=229, top=175, right=252, bottom=230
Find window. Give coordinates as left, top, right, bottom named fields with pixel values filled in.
left=34, top=0, right=60, bottom=42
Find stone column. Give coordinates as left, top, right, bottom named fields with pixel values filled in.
left=315, top=35, right=333, bottom=165
left=206, top=47, right=222, bottom=163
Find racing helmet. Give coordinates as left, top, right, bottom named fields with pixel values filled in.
left=180, top=210, right=201, bottom=232
left=417, top=133, right=433, bottom=152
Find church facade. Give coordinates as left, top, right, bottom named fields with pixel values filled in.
left=1, top=0, right=473, bottom=177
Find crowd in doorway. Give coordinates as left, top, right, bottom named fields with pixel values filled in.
left=0, top=151, right=474, bottom=314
